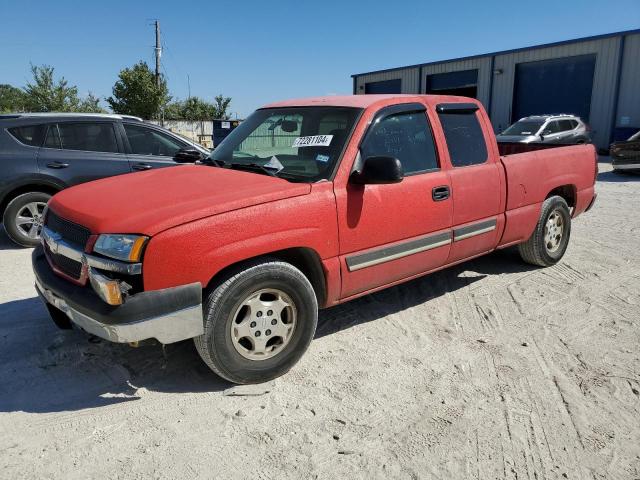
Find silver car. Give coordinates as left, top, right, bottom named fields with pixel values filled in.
left=497, top=114, right=591, bottom=144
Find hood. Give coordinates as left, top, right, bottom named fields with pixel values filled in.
left=496, top=135, right=538, bottom=144
left=48, top=165, right=311, bottom=236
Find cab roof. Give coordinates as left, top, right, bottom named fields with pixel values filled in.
left=262, top=94, right=472, bottom=110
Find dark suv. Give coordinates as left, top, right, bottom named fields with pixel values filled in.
left=0, top=113, right=209, bottom=247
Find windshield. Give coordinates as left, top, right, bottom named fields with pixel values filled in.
left=209, top=107, right=361, bottom=181
left=502, top=120, right=545, bottom=136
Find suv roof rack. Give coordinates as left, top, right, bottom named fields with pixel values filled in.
left=0, top=112, right=144, bottom=121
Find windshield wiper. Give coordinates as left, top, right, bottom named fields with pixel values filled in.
left=229, top=162, right=280, bottom=177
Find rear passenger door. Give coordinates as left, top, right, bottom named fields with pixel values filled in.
left=436, top=103, right=502, bottom=263
left=121, top=123, right=192, bottom=171
left=37, top=121, right=131, bottom=186
left=541, top=120, right=564, bottom=143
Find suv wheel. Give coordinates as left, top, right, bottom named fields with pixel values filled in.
left=194, top=258, right=318, bottom=384
left=2, top=192, right=51, bottom=247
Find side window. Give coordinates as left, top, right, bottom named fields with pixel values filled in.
left=559, top=120, right=575, bottom=131
left=44, top=125, right=61, bottom=149
left=7, top=124, right=46, bottom=147
left=57, top=122, right=119, bottom=153
left=438, top=111, right=488, bottom=167
left=543, top=121, right=561, bottom=135
left=124, top=124, right=185, bottom=157
left=360, top=111, right=438, bottom=174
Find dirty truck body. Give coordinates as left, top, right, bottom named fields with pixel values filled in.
left=33, top=95, right=597, bottom=384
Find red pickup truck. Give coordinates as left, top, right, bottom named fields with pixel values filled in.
left=33, top=95, right=597, bottom=384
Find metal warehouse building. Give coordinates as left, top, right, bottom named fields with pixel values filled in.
left=352, top=29, right=640, bottom=149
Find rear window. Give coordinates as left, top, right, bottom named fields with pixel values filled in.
left=502, top=120, right=544, bottom=136
left=57, top=122, right=119, bottom=153
left=559, top=120, right=574, bottom=131
left=438, top=111, right=487, bottom=167
left=7, top=124, right=46, bottom=147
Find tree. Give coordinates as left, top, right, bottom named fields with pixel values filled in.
left=78, top=93, right=105, bottom=113
left=23, top=64, right=80, bottom=112
left=0, top=84, right=26, bottom=112
left=107, top=61, right=170, bottom=119
left=213, top=94, right=232, bottom=119
left=11, top=65, right=106, bottom=113
left=164, top=96, right=233, bottom=120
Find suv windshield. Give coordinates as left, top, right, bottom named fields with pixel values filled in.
left=502, top=119, right=545, bottom=136
left=209, top=107, right=361, bottom=181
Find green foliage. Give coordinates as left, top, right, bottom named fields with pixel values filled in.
left=164, top=95, right=232, bottom=120
left=107, top=61, right=170, bottom=119
left=78, top=93, right=105, bottom=113
left=19, top=64, right=106, bottom=113
left=1, top=65, right=105, bottom=113
left=0, top=84, right=26, bottom=112
left=213, top=95, right=232, bottom=120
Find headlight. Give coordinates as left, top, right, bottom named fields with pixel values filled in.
left=94, top=234, right=148, bottom=262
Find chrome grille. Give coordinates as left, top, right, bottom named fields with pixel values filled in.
left=47, top=249, right=83, bottom=279
left=45, top=210, right=91, bottom=248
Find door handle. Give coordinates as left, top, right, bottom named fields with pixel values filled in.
left=46, top=161, right=69, bottom=169
left=432, top=185, right=450, bottom=201
left=132, top=163, right=153, bottom=171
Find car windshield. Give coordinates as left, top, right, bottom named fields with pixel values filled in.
left=209, top=107, right=361, bottom=182
left=502, top=120, right=545, bottom=136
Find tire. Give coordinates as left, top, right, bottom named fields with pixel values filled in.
left=518, top=195, right=571, bottom=267
left=46, top=303, right=73, bottom=330
left=194, top=258, right=318, bottom=384
left=2, top=192, right=51, bottom=247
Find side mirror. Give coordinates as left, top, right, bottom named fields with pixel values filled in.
left=350, top=156, right=403, bottom=185
left=174, top=148, right=204, bottom=163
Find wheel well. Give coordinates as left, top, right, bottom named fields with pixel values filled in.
left=547, top=185, right=576, bottom=209
left=0, top=184, right=60, bottom=216
left=206, top=247, right=327, bottom=307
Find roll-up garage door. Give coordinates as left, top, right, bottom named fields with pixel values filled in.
left=512, top=54, right=596, bottom=122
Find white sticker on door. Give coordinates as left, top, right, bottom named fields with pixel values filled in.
left=292, top=135, right=333, bottom=148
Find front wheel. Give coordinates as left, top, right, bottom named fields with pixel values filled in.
left=518, top=195, right=571, bottom=267
left=194, top=259, right=318, bottom=384
left=2, top=192, right=51, bottom=247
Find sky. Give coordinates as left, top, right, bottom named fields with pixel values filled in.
left=1, top=0, right=639, bottom=117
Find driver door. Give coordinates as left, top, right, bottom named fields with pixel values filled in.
left=121, top=123, right=193, bottom=171
left=336, top=104, right=453, bottom=299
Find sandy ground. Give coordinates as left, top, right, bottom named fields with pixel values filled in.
left=1, top=159, right=639, bottom=479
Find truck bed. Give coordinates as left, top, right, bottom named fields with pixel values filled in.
left=497, top=142, right=582, bottom=156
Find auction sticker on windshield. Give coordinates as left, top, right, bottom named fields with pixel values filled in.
left=292, top=135, right=333, bottom=148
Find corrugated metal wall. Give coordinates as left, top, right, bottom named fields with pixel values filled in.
left=354, top=67, right=420, bottom=94
left=616, top=33, right=640, bottom=130
left=421, top=57, right=493, bottom=107
left=353, top=31, right=639, bottom=149
left=490, top=36, right=621, bottom=148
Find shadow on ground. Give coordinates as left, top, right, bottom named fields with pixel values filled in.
left=0, top=226, right=23, bottom=251
left=598, top=170, right=640, bottom=183
left=0, top=248, right=532, bottom=414
left=316, top=247, right=533, bottom=338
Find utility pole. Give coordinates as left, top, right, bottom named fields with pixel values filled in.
left=154, top=20, right=161, bottom=88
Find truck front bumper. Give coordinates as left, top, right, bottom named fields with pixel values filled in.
left=33, top=246, right=204, bottom=344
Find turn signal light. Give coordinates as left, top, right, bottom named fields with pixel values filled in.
left=88, top=268, right=124, bottom=306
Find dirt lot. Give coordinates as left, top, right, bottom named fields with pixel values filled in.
left=1, top=160, right=639, bottom=479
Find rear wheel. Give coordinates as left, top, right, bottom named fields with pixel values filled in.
left=2, top=192, right=51, bottom=247
left=518, top=195, right=571, bottom=267
left=194, top=259, right=318, bottom=384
